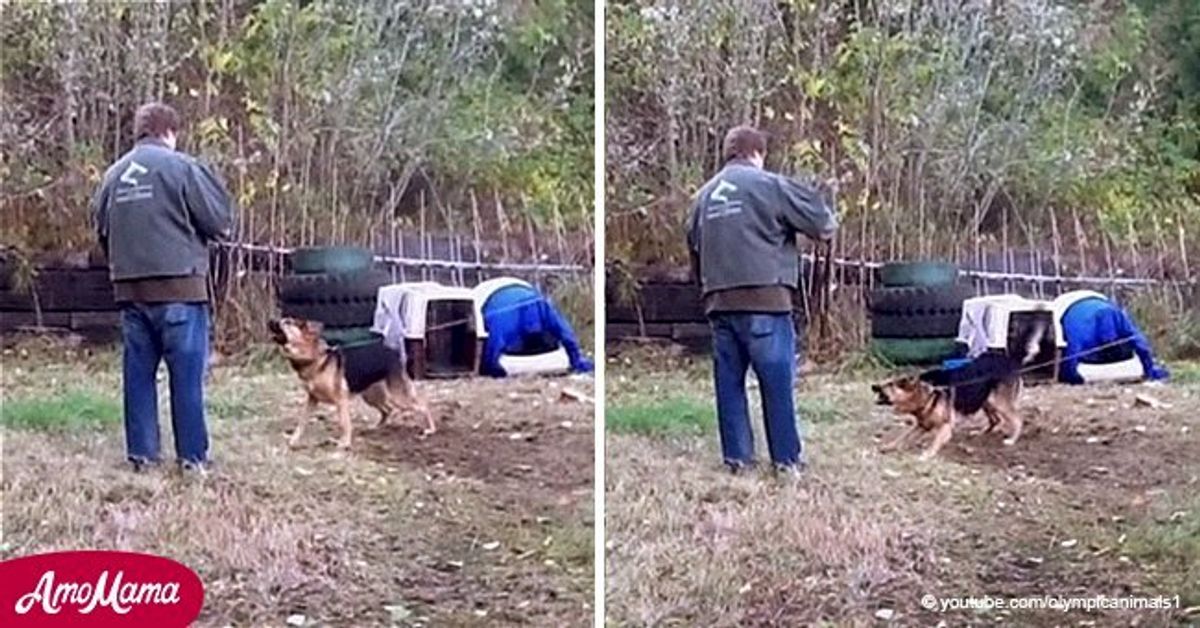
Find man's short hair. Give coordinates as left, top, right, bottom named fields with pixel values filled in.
left=722, top=125, right=767, bottom=162
left=134, top=102, right=181, bottom=140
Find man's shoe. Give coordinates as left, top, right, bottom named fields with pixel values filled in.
left=773, top=462, right=807, bottom=482
left=178, top=460, right=211, bottom=478
left=129, top=458, right=160, bottom=473
left=725, top=460, right=756, bottom=475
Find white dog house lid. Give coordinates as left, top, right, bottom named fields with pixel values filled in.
left=472, top=276, right=532, bottom=305
left=400, top=284, right=485, bottom=339
left=956, top=294, right=1056, bottom=358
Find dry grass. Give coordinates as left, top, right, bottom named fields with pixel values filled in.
left=605, top=346, right=1200, bottom=626
left=1, top=340, right=593, bottom=627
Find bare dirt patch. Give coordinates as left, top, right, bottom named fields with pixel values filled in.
left=361, top=381, right=593, bottom=500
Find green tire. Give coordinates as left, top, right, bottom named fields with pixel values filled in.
left=321, top=327, right=381, bottom=348
left=290, top=246, right=375, bottom=275
left=879, top=261, right=960, bottom=288
left=870, top=337, right=961, bottom=366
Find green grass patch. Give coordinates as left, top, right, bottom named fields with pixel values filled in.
left=2, top=390, right=121, bottom=431
left=607, top=397, right=714, bottom=436
left=208, top=395, right=260, bottom=420
left=1168, top=361, right=1200, bottom=385
left=543, top=521, right=594, bottom=569
left=797, top=397, right=850, bottom=424
left=1121, top=502, right=1200, bottom=607
left=608, top=393, right=849, bottom=435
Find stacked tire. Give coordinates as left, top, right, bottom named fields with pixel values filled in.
left=277, top=247, right=388, bottom=349
left=868, top=262, right=969, bottom=365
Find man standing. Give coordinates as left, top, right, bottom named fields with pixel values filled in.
left=91, top=102, right=234, bottom=474
left=686, top=126, right=838, bottom=477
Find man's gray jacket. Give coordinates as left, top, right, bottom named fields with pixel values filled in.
left=687, top=159, right=838, bottom=296
left=91, top=138, right=233, bottom=282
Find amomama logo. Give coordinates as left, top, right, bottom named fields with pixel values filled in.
left=0, top=551, right=204, bottom=627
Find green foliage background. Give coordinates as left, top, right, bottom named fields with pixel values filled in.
left=606, top=0, right=1200, bottom=272
left=1, top=0, right=593, bottom=256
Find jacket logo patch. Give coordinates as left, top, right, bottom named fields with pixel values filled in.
left=705, top=179, right=743, bottom=218
left=115, top=161, right=154, bottom=203
left=119, top=161, right=148, bottom=185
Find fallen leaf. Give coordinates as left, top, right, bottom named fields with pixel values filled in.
left=482, top=541, right=500, bottom=551
left=1134, top=394, right=1172, bottom=409
left=559, top=388, right=594, bottom=404
left=1061, top=539, right=1078, bottom=548
left=875, top=608, right=895, bottom=621
left=286, top=615, right=306, bottom=627
left=383, top=604, right=412, bottom=622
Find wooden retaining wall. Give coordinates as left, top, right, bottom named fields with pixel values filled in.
left=0, top=264, right=122, bottom=342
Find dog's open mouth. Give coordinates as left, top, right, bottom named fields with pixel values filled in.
left=871, top=384, right=892, bottom=406
left=267, top=319, right=288, bottom=344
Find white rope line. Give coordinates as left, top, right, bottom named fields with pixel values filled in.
left=915, top=336, right=1141, bottom=391
left=214, top=240, right=588, bottom=273
left=798, top=253, right=1196, bottom=287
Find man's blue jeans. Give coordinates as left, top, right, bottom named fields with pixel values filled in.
left=710, top=313, right=803, bottom=467
left=121, top=302, right=210, bottom=465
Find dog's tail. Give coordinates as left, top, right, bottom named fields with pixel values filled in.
left=1012, top=318, right=1049, bottom=366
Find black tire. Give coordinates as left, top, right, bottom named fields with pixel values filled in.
left=870, top=337, right=963, bottom=365
left=879, top=261, right=960, bottom=287
left=280, top=298, right=376, bottom=328
left=868, top=284, right=973, bottom=315
left=278, top=270, right=390, bottom=304
left=289, top=246, right=375, bottom=275
left=870, top=310, right=962, bottom=338
left=322, top=326, right=381, bottom=348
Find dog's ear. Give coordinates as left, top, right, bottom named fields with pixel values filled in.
left=301, top=319, right=325, bottom=336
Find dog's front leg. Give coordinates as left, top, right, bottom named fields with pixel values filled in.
left=417, top=403, right=436, bottom=438
left=977, top=406, right=1001, bottom=436
left=920, top=421, right=954, bottom=461
left=289, top=396, right=320, bottom=448
left=1000, top=409, right=1024, bottom=446
left=334, top=398, right=353, bottom=450
left=879, top=424, right=921, bottom=453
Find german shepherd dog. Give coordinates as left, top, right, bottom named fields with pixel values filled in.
left=268, top=318, right=434, bottom=449
left=872, top=322, right=1047, bottom=460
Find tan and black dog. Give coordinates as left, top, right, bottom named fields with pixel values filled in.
left=872, top=323, right=1046, bottom=460
left=268, top=317, right=434, bottom=449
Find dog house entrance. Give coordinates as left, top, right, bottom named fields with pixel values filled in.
left=423, top=299, right=478, bottom=377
